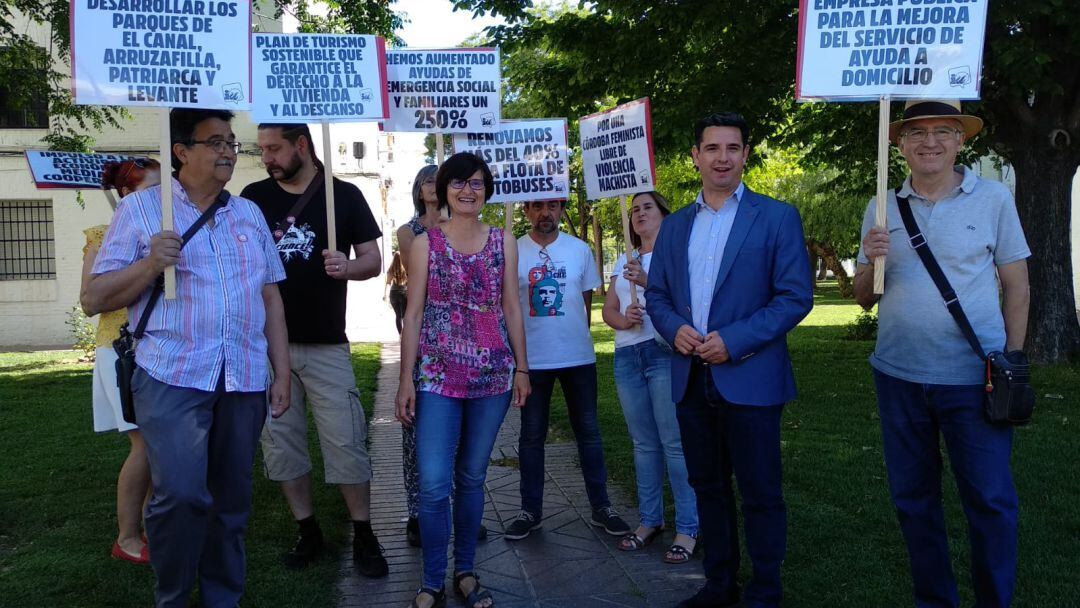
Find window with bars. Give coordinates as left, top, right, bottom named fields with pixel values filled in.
left=0, top=200, right=56, bottom=280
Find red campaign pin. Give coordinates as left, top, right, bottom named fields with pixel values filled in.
left=286, top=216, right=296, bottom=223
left=237, top=234, right=248, bottom=242
left=273, top=230, right=284, bottom=239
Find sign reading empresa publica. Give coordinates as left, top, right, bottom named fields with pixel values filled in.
left=72, top=0, right=250, bottom=109
left=796, top=0, right=988, bottom=101
left=453, top=119, right=569, bottom=204
left=383, top=48, right=500, bottom=133
left=579, top=98, right=656, bottom=200
left=251, top=34, right=389, bottom=122
left=26, top=151, right=140, bottom=189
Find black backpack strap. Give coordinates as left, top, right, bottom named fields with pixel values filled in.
left=133, top=189, right=230, bottom=339
left=894, top=187, right=986, bottom=361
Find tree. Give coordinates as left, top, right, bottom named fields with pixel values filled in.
left=459, top=0, right=1080, bottom=362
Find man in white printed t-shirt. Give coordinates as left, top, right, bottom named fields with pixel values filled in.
left=503, top=200, right=632, bottom=541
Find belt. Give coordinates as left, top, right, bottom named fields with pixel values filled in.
left=690, top=355, right=710, bottom=367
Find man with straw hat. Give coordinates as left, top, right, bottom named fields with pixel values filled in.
left=854, top=100, right=1031, bottom=607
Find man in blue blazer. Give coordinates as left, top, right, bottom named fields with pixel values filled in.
left=646, top=113, right=813, bottom=608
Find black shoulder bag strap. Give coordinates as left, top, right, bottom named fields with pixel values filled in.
left=894, top=187, right=986, bottom=362
left=273, top=171, right=324, bottom=242
left=131, top=189, right=230, bottom=340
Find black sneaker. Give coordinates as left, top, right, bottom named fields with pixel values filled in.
left=503, top=511, right=542, bottom=540
left=353, top=529, right=389, bottom=578
left=477, top=523, right=488, bottom=542
left=282, top=528, right=324, bottom=570
left=590, top=506, right=631, bottom=536
left=406, top=517, right=421, bottom=548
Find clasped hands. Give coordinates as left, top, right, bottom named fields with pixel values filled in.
left=674, top=325, right=729, bottom=364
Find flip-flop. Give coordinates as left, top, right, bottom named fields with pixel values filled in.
left=663, top=538, right=697, bottom=564
left=409, top=587, right=446, bottom=608
left=617, top=526, right=664, bottom=551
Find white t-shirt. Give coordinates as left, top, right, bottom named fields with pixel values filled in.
left=610, top=252, right=658, bottom=349
left=517, top=231, right=602, bottom=369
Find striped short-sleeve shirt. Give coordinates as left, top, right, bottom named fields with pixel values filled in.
left=93, top=177, right=286, bottom=392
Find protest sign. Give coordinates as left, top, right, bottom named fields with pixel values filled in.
left=579, top=98, right=656, bottom=200
left=383, top=48, right=501, bottom=133
left=25, top=151, right=140, bottom=189
left=796, top=0, right=988, bottom=101
left=452, top=119, right=569, bottom=204
left=71, top=0, right=251, bottom=109
left=251, top=34, right=388, bottom=122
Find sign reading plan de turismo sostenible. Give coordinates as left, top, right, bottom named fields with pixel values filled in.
left=71, top=0, right=250, bottom=109
left=579, top=98, right=656, bottom=200
left=251, top=34, right=389, bottom=122
left=383, top=48, right=501, bottom=133
left=796, top=0, right=988, bottom=101
left=452, top=119, right=570, bottom=204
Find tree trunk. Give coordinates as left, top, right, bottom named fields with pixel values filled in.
left=1003, top=149, right=1080, bottom=363
left=808, top=241, right=853, bottom=298
left=807, top=248, right=819, bottom=288
left=817, top=257, right=829, bottom=281
left=592, top=208, right=605, bottom=295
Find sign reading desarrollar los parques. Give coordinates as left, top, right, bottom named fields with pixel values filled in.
left=579, top=98, right=656, bottom=200
left=383, top=48, right=500, bottom=133
left=71, top=0, right=250, bottom=108
left=251, top=34, right=389, bottom=122
left=25, top=151, right=140, bottom=189
left=452, top=119, right=569, bottom=204
left=796, top=0, right=988, bottom=101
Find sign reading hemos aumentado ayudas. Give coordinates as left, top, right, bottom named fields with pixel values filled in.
left=579, top=98, right=657, bottom=200
left=71, top=0, right=251, bottom=109
left=251, top=33, right=389, bottom=122
left=382, top=48, right=501, bottom=133
left=452, top=119, right=570, bottom=204
left=796, top=0, right=988, bottom=101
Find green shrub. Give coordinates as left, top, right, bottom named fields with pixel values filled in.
left=66, top=305, right=96, bottom=362
left=845, top=309, right=878, bottom=341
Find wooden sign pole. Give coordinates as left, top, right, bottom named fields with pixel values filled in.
left=435, top=131, right=445, bottom=165
left=873, top=95, right=890, bottom=295
left=161, top=108, right=176, bottom=299
left=321, top=121, right=337, bottom=252
left=618, top=195, right=639, bottom=307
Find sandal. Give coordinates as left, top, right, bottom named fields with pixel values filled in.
left=409, top=587, right=446, bottom=608
left=617, top=525, right=664, bottom=551
left=454, top=571, right=495, bottom=608
left=663, top=536, right=697, bottom=564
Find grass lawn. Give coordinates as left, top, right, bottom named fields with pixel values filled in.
left=0, top=343, right=380, bottom=607
left=546, top=281, right=1079, bottom=606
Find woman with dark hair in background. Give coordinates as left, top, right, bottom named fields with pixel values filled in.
left=79, top=157, right=161, bottom=564
left=397, top=153, right=530, bottom=608
left=396, top=164, right=449, bottom=545
left=385, top=250, right=408, bottom=334
left=602, top=191, right=699, bottom=564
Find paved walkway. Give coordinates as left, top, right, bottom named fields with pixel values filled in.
left=338, top=342, right=703, bottom=607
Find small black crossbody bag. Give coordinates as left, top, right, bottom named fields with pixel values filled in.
left=112, top=191, right=228, bottom=424
left=894, top=188, right=1034, bottom=425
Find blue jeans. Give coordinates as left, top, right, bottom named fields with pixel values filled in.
left=133, top=366, right=266, bottom=608
left=614, top=339, right=698, bottom=536
left=873, top=369, right=1017, bottom=608
left=518, top=363, right=610, bottom=516
left=415, top=390, right=511, bottom=590
left=677, top=363, right=785, bottom=608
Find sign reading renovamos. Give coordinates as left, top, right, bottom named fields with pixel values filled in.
left=383, top=48, right=501, bottom=133
left=796, top=0, right=988, bottom=101
left=25, top=151, right=140, bottom=189
left=251, top=34, right=389, bottom=122
left=452, top=119, right=569, bottom=204
left=579, top=98, right=656, bottom=200
left=71, top=0, right=250, bottom=109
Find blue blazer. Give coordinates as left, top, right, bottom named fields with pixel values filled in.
left=646, top=188, right=813, bottom=406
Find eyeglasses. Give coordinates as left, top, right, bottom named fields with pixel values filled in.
left=421, top=178, right=436, bottom=186
left=115, top=157, right=150, bottom=188
left=901, top=128, right=961, bottom=143
left=449, top=178, right=485, bottom=191
left=189, top=139, right=242, bottom=154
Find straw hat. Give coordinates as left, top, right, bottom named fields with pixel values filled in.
left=889, top=100, right=983, bottom=143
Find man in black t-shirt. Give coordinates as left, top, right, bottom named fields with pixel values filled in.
left=241, top=123, right=387, bottom=577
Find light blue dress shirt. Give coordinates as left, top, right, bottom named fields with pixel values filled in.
left=688, top=183, right=744, bottom=335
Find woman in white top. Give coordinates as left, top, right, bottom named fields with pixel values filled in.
left=602, top=191, right=699, bottom=564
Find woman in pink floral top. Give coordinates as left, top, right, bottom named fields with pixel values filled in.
left=396, top=152, right=529, bottom=608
